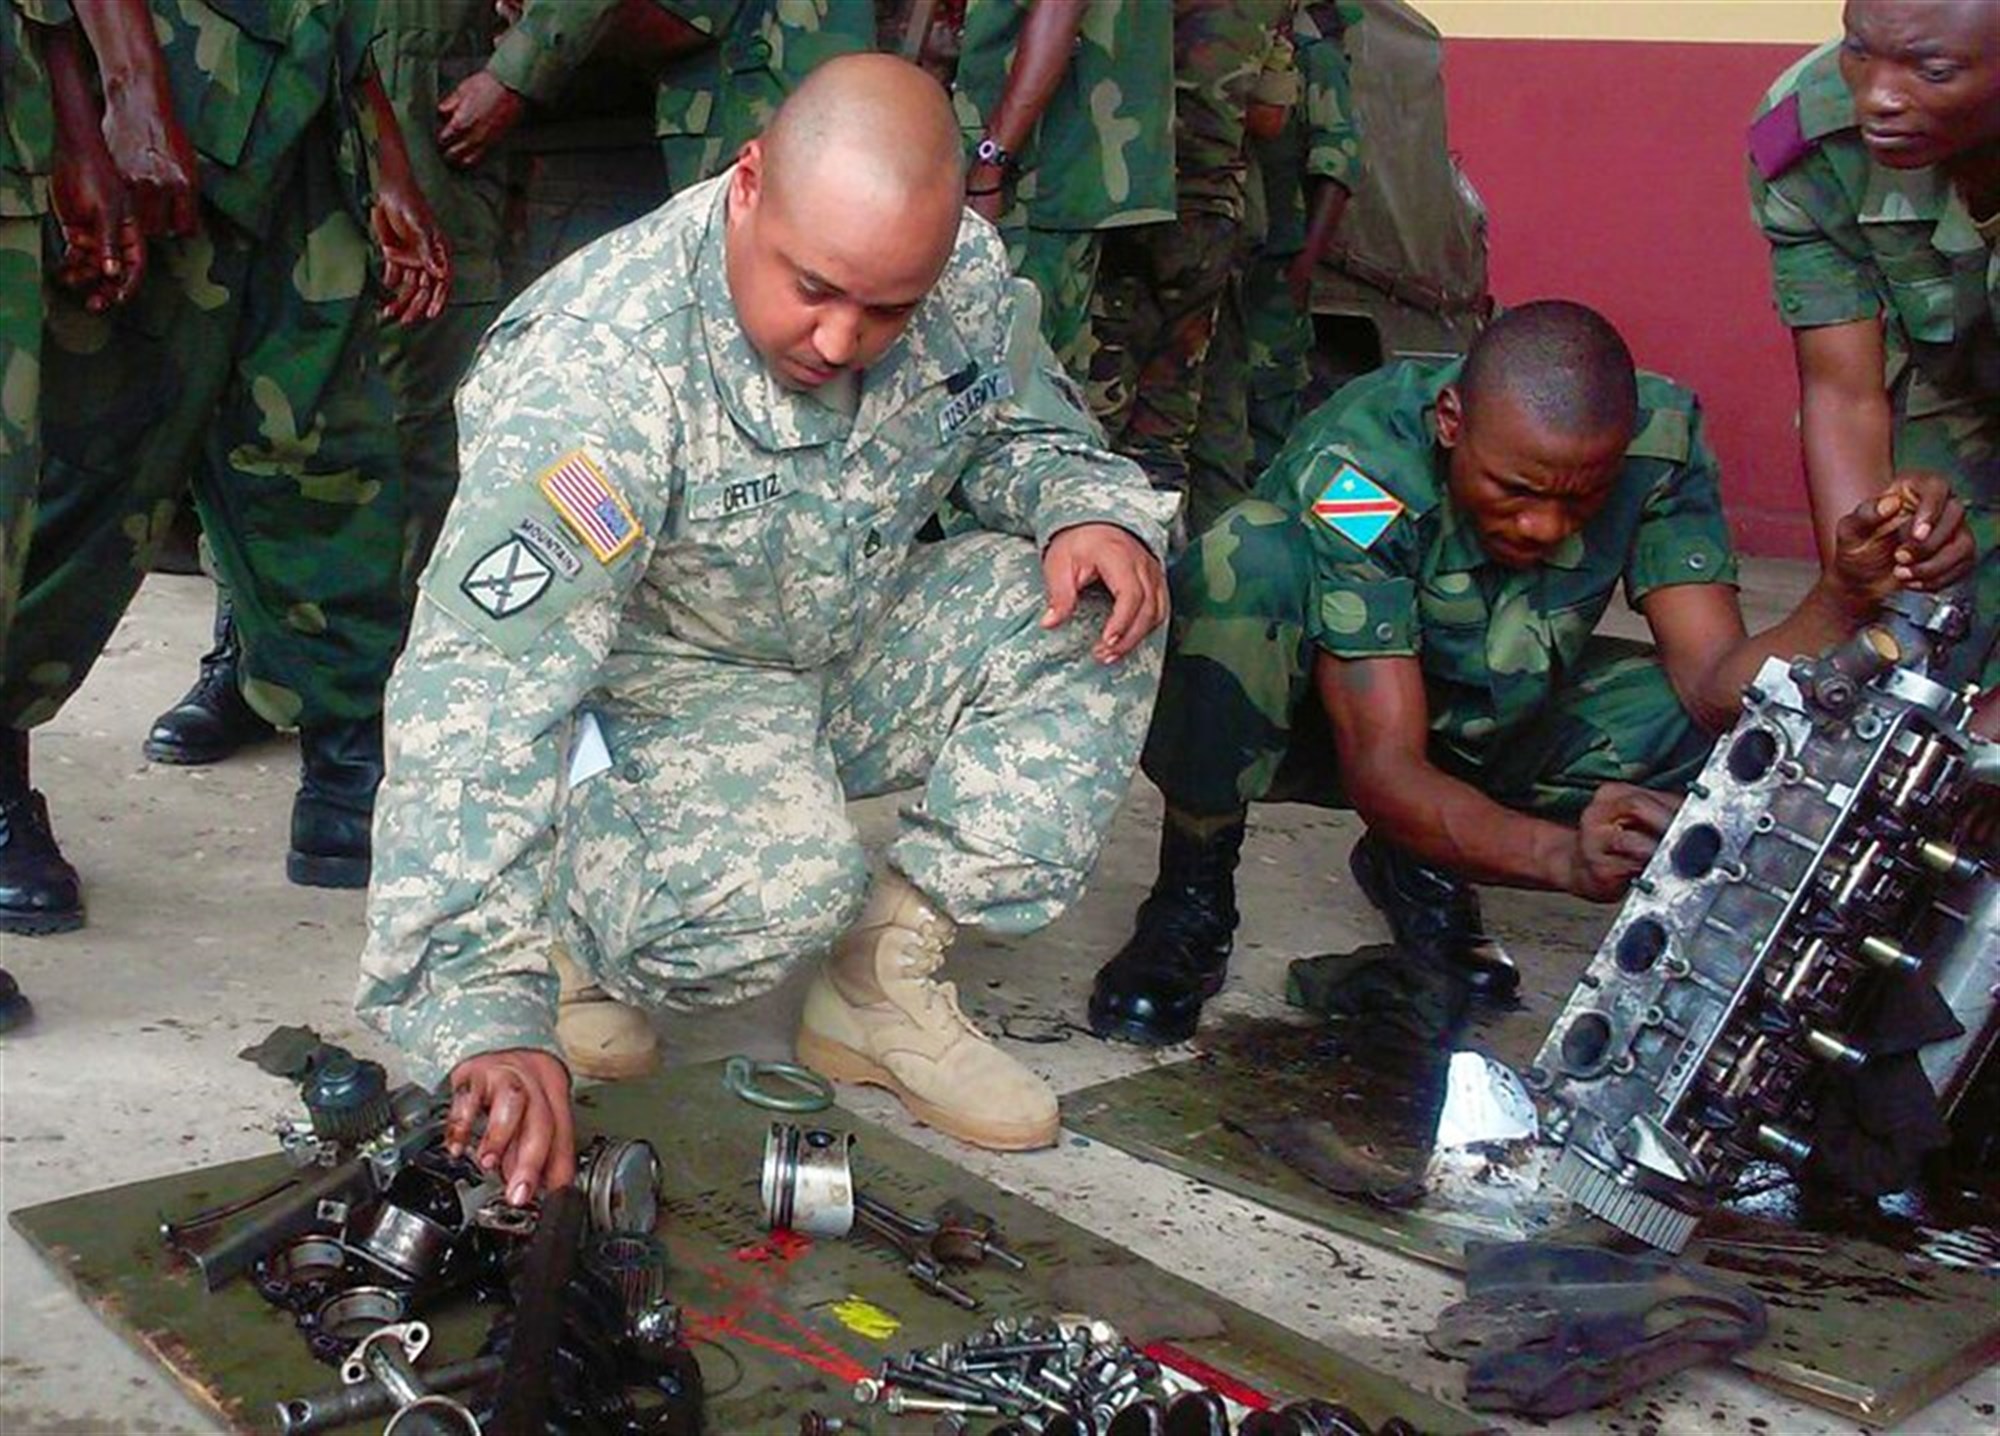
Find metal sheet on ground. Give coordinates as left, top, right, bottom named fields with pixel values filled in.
left=10, top=1060, right=1480, bottom=1435
left=1064, top=1038, right=2000, bottom=1429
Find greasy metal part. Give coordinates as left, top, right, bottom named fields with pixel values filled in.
left=300, top=1054, right=393, bottom=1147
left=338, top=1321, right=432, bottom=1398
left=1533, top=589, right=1998, bottom=1250
left=351, top=1202, right=455, bottom=1283
left=577, top=1135, right=662, bottom=1235
left=273, top=1356, right=504, bottom=1436
left=760, top=1123, right=856, bottom=1237
left=1917, top=869, right=2000, bottom=1120
left=380, top=1395, right=482, bottom=1436
left=489, top=1183, right=586, bottom=1436
left=586, top=1230, right=671, bottom=1317
left=312, top=1286, right=408, bottom=1346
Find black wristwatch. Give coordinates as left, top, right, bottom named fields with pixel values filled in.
left=974, top=135, right=1020, bottom=173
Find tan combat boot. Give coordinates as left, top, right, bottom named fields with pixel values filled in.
left=795, top=870, right=1059, bottom=1150
left=551, top=943, right=659, bottom=1081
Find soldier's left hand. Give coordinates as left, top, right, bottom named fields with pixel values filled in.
left=438, top=71, right=528, bottom=169
left=1041, top=523, right=1167, bottom=663
left=50, top=134, right=145, bottom=311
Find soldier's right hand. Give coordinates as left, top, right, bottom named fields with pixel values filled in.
left=1564, top=783, right=1682, bottom=902
left=100, top=85, right=200, bottom=238
left=446, top=1048, right=577, bottom=1205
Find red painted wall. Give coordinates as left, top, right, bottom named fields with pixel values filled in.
left=1443, top=38, right=1822, bottom=558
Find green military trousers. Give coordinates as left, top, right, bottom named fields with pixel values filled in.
left=1001, top=225, right=1102, bottom=381
left=1144, top=501, right=1714, bottom=823
left=550, top=532, right=1164, bottom=1013
left=1890, top=399, right=1998, bottom=691
left=8, top=130, right=403, bottom=730
left=1088, top=212, right=1246, bottom=497
left=0, top=216, right=43, bottom=671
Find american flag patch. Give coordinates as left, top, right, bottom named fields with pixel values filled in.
left=538, top=450, right=639, bottom=563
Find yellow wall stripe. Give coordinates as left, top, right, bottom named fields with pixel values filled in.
left=1416, top=1, right=1842, bottom=46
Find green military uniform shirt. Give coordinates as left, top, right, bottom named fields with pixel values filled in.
left=952, top=0, right=1176, bottom=233
left=1251, top=0, right=1361, bottom=252
left=1256, top=358, right=1737, bottom=762
left=1173, top=0, right=1300, bottom=223
left=156, top=0, right=374, bottom=238
left=653, top=0, right=873, bottom=190
left=1749, top=40, right=1998, bottom=425
left=484, top=0, right=621, bottom=106
left=0, top=0, right=68, bottom=217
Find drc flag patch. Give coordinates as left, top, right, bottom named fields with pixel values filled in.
left=539, top=450, right=639, bottom=563
left=1311, top=461, right=1404, bottom=549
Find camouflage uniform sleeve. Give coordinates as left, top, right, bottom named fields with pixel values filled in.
left=1298, top=4, right=1361, bottom=192
left=1250, top=21, right=1301, bottom=110
left=1298, top=466, right=1420, bottom=659
left=1624, top=394, right=1740, bottom=602
left=957, top=259, right=1179, bottom=560
left=1749, top=147, right=1881, bottom=330
left=15, top=0, right=72, bottom=23
left=485, top=0, right=621, bottom=105
left=356, top=314, right=677, bottom=1087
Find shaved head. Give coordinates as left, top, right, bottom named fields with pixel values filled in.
left=763, top=53, right=965, bottom=218
left=725, top=55, right=968, bottom=389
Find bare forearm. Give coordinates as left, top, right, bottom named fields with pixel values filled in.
left=42, top=24, right=102, bottom=147
left=359, top=73, right=416, bottom=191
left=70, top=0, right=167, bottom=94
left=1296, top=178, right=1350, bottom=268
left=984, top=0, right=1089, bottom=152
left=1686, top=579, right=1870, bottom=732
left=1347, top=755, right=1572, bottom=891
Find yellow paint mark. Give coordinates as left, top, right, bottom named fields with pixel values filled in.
left=1416, top=1, right=1841, bottom=46
left=828, top=1296, right=902, bottom=1341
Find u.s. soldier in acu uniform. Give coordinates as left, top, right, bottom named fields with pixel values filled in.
left=1748, top=0, right=1999, bottom=707
left=358, top=56, right=1174, bottom=1203
left=1089, top=301, right=1974, bottom=1047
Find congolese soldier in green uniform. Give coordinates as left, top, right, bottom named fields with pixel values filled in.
left=0, top=0, right=201, bottom=942
left=1089, top=0, right=1298, bottom=508
left=1088, top=301, right=1975, bottom=1046
left=358, top=58, right=1173, bottom=1201
left=950, top=0, right=1176, bottom=377
left=0, top=0, right=450, bottom=931
left=144, top=0, right=649, bottom=771
left=1189, top=0, right=1363, bottom=532
left=1748, top=0, right=1998, bottom=709
left=0, top=0, right=198, bottom=995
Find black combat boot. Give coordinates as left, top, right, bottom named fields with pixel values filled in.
left=143, top=589, right=276, bottom=764
left=1348, top=832, right=1519, bottom=1001
left=0, top=728, right=84, bottom=934
left=0, top=967, right=31, bottom=1032
left=287, top=716, right=383, bottom=889
left=1088, top=810, right=1246, bottom=1046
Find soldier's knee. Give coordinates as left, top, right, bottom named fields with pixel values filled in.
left=1170, top=500, right=1313, bottom=621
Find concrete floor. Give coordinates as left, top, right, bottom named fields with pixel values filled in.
left=2, top=568, right=1996, bottom=1434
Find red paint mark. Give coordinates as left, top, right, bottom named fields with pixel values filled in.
left=733, top=1230, right=815, bottom=1263
left=681, top=1252, right=874, bottom=1385
left=1144, top=1342, right=1272, bottom=1411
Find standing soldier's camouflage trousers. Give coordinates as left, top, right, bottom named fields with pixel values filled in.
left=0, top=217, right=41, bottom=670
left=5, top=121, right=402, bottom=730
left=1891, top=397, right=1998, bottom=692
left=1147, top=501, right=1715, bottom=822
left=1001, top=224, right=1101, bottom=379
left=1087, top=213, right=1246, bottom=500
